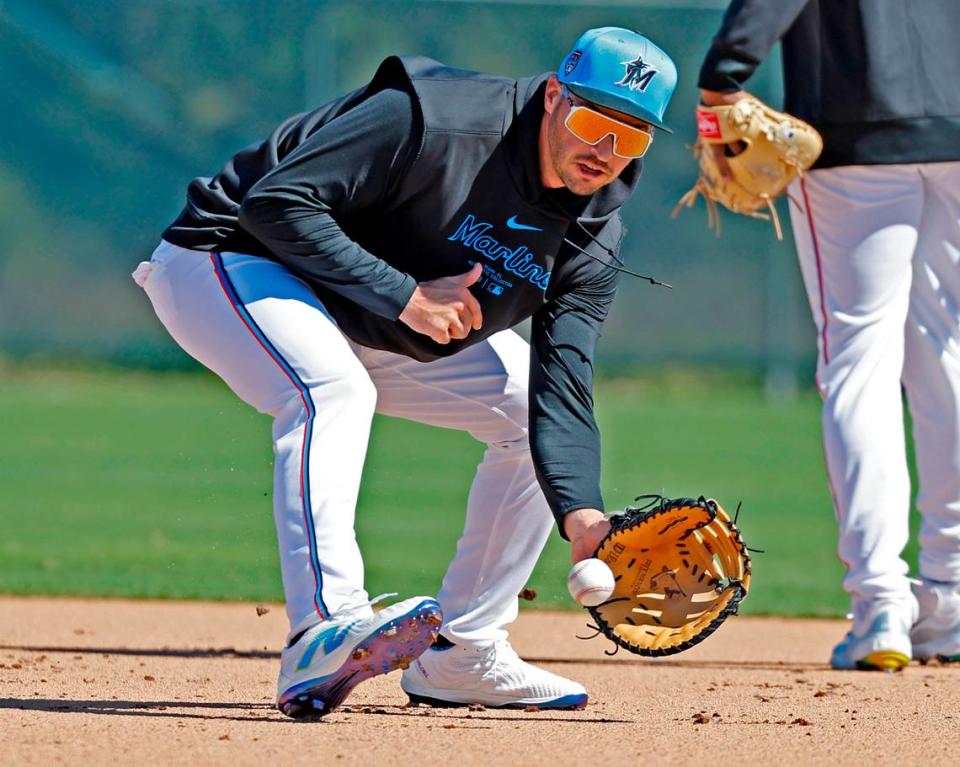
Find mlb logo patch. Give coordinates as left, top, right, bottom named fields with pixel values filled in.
left=564, top=51, right=582, bottom=76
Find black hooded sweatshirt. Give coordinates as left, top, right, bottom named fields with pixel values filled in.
left=163, top=56, right=644, bottom=530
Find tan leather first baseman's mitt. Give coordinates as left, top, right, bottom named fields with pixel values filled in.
left=586, top=496, right=752, bottom=657
left=672, top=95, right=823, bottom=239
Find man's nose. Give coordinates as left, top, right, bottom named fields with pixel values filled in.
left=591, top=134, right=615, bottom=161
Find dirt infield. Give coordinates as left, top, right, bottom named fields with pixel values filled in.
left=2, top=597, right=958, bottom=766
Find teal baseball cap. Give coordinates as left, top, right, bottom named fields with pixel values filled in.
left=557, top=27, right=678, bottom=132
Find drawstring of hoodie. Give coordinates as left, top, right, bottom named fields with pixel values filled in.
left=548, top=198, right=673, bottom=289
left=530, top=200, right=672, bottom=411
left=563, top=220, right=672, bottom=288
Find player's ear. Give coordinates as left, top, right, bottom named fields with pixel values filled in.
left=544, top=75, right=563, bottom=115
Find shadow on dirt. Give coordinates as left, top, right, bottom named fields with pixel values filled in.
left=0, top=697, right=283, bottom=723
left=341, top=704, right=634, bottom=724
left=1, top=698, right=633, bottom=725
left=0, top=644, right=279, bottom=659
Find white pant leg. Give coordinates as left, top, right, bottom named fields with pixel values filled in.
left=356, top=331, right=553, bottom=646
left=135, top=242, right=375, bottom=640
left=903, top=162, right=960, bottom=584
left=788, top=167, right=924, bottom=602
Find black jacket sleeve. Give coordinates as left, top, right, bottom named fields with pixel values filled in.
left=238, top=87, right=421, bottom=320
left=698, top=0, right=810, bottom=92
left=529, top=253, right=621, bottom=537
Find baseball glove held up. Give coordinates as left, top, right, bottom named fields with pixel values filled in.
left=587, top=496, right=751, bottom=656
left=672, top=95, right=823, bottom=240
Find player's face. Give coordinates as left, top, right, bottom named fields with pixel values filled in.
left=540, top=76, right=654, bottom=195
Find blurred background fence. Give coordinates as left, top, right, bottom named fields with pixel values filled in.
left=0, top=0, right=813, bottom=394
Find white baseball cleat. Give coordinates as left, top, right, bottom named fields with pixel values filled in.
left=830, top=597, right=916, bottom=671
left=911, top=579, right=960, bottom=663
left=400, top=636, right=587, bottom=709
left=277, top=595, right=442, bottom=718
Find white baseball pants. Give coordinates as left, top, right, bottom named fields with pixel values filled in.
left=133, top=242, right=555, bottom=644
left=789, top=162, right=960, bottom=602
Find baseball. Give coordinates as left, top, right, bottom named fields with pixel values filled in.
left=566, top=558, right=616, bottom=607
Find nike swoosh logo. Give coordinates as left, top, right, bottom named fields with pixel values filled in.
left=506, top=215, right=543, bottom=231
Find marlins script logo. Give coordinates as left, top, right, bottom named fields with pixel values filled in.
left=615, top=54, right=656, bottom=92
left=447, top=214, right=551, bottom=291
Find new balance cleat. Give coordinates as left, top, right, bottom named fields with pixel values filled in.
left=912, top=579, right=960, bottom=663
left=401, top=636, right=587, bottom=710
left=830, top=599, right=915, bottom=671
left=277, top=595, right=442, bottom=718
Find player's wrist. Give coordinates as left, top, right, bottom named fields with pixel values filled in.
left=562, top=507, right=605, bottom=539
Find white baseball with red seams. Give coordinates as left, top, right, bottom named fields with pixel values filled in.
left=567, top=558, right=615, bottom=607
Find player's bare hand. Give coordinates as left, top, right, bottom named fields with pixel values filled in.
left=564, top=508, right=611, bottom=563
left=399, top=263, right=484, bottom=344
left=698, top=88, right=748, bottom=179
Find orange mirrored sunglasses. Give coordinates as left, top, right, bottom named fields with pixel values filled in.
left=563, top=98, right=654, bottom=159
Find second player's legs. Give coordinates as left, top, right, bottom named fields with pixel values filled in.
left=789, top=167, right=923, bottom=604
left=357, top=331, right=554, bottom=646
left=902, top=161, right=960, bottom=585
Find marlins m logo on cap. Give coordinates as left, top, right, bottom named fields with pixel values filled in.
left=616, top=55, right=656, bottom=92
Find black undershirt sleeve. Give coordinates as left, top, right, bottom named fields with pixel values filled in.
left=238, top=87, right=421, bottom=320
left=698, top=0, right=810, bottom=92
left=529, top=261, right=620, bottom=538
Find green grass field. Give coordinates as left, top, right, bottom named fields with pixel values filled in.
left=0, top=367, right=922, bottom=617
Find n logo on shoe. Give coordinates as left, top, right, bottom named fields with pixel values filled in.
left=297, top=622, right=356, bottom=671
